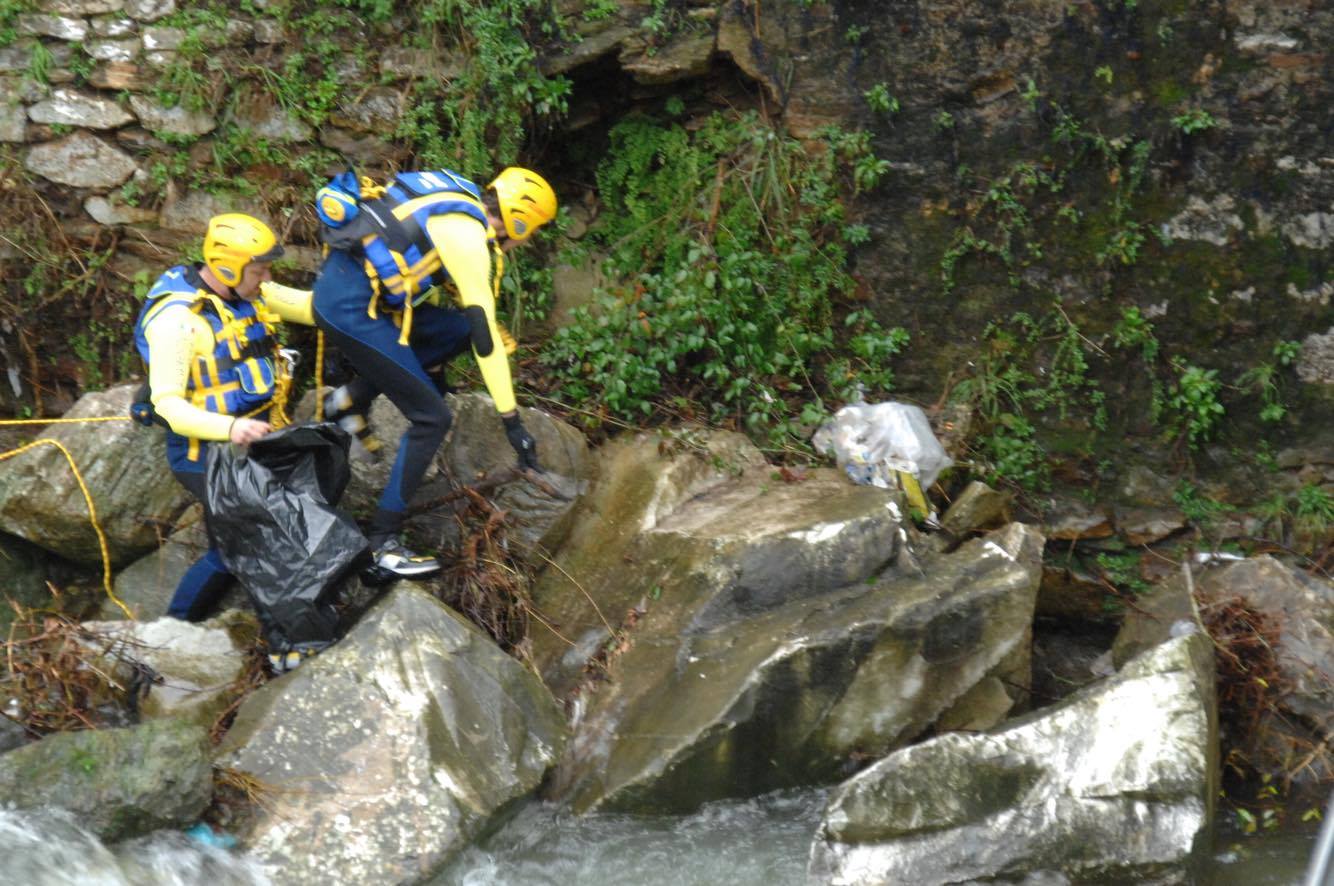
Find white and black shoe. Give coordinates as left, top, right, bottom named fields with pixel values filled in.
left=361, top=538, right=442, bottom=586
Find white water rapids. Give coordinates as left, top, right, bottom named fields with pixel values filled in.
left=0, top=791, right=1316, bottom=885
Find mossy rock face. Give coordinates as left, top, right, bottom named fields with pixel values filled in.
left=0, top=719, right=212, bottom=843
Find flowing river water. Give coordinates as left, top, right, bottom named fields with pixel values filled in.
left=0, top=792, right=1319, bottom=885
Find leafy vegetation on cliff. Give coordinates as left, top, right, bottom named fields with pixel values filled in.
left=541, top=111, right=904, bottom=449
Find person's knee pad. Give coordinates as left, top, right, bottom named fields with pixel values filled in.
left=464, top=306, right=494, bottom=357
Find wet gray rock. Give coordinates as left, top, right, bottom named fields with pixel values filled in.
left=98, top=508, right=248, bottom=622
left=810, top=631, right=1218, bottom=885
left=90, top=16, right=137, bottom=37
left=81, top=612, right=258, bottom=731
left=84, top=193, right=157, bottom=225
left=332, top=86, right=404, bottom=133
left=217, top=586, right=567, bottom=884
left=0, top=719, right=212, bottom=842
left=0, top=101, right=25, bottom=142
left=24, top=130, right=137, bottom=188
left=158, top=188, right=253, bottom=233
left=100, top=511, right=203, bottom=620
left=45, top=0, right=125, bottom=13
left=1114, top=506, right=1188, bottom=546
left=125, top=0, right=176, bottom=22
left=0, top=383, right=190, bottom=565
left=0, top=41, right=38, bottom=74
left=17, top=14, right=89, bottom=41
left=141, top=26, right=184, bottom=51
left=1118, top=465, right=1180, bottom=508
left=1037, top=558, right=1118, bottom=623
left=550, top=522, right=1040, bottom=814
left=1159, top=194, right=1245, bottom=246
left=1042, top=498, right=1114, bottom=540
left=1113, top=571, right=1201, bottom=669
left=319, top=126, right=401, bottom=166
left=535, top=430, right=1040, bottom=812
left=1298, top=328, right=1334, bottom=385
left=28, top=88, right=134, bottom=130
left=439, top=392, right=591, bottom=556
left=128, top=94, right=216, bottom=136
left=253, top=18, right=283, bottom=44
left=940, top=480, right=1011, bottom=536
left=228, top=104, right=313, bottom=142
left=620, top=30, right=715, bottom=85
left=1197, top=556, right=1334, bottom=736
left=85, top=38, right=141, bottom=62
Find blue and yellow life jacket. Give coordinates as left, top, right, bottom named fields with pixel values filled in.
left=319, top=169, right=504, bottom=343
left=133, top=264, right=284, bottom=461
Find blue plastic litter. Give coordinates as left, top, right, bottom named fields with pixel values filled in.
left=185, top=822, right=238, bottom=850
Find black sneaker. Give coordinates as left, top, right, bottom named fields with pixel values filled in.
left=324, top=386, right=382, bottom=453
left=360, top=538, right=442, bottom=586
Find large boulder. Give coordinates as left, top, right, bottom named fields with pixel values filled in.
left=0, top=718, right=213, bottom=842
left=0, top=384, right=191, bottom=566
left=810, top=630, right=1218, bottom=885
left=216, top=585, right=568, bottom=884
left=550, top=521, right=1042, bottom=813
left=532, top=430, right=1041, bottom=812
left=529, top=429, right=773, bottom=688
left=438, top=392, right=592, bottom=556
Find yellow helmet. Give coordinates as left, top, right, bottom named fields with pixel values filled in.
left=488, top=167, right=557, bottom=242
left=203, top=213, right=284, bottom=286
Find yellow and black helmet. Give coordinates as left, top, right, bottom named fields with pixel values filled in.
left=488, top=167, right=557, bottom=242
left=203, top=213, right=284, bottom=286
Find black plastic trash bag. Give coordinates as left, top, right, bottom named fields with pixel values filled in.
left=205, top=423, right=368, bottom=652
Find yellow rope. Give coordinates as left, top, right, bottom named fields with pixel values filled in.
left=0, top=438, right=133, bottom=619
left=314, top=329, right=325, bottom=421
left=0, top=416, right=130, bottom=425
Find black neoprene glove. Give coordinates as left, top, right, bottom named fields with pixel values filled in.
left=503, top=413, right=541, bottom=472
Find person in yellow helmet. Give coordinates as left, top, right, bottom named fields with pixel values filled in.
left=312, top=166, right=557, bottom=584
left=132, top=213, right=315, bottom=622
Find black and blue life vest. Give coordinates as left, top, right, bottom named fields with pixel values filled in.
left=318, top=169, right=492, bottom=312
left=133, top=264, right=282, bottom=461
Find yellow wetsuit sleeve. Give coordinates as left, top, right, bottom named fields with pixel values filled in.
left=143, top=304, right=235, bottom=442
left=258, top=281, right=315, bottom=325
left=426, top=212, right=517, bottom=414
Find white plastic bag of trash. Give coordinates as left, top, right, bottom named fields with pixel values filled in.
left=812, top=401, right=953, bottom=502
